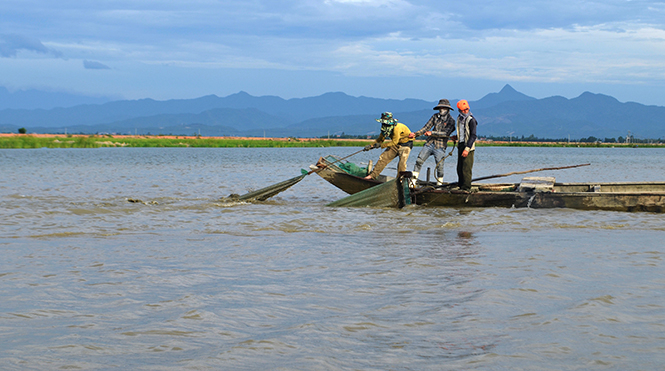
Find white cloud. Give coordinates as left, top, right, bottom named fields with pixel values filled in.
left=315, top=22, right=665, bottom=85
left=2, top=0, right=665, bottom=103
left=83, top=60, right=111, bottom=69
left=324, top=0, right=409, bottom=6
left=0, top=34, right=62, bottom=58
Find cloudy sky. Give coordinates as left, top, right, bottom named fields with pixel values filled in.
left=1, top=0, right=665, bottom=105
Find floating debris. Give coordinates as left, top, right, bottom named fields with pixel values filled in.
left=127, top=198, right=159, bottom=205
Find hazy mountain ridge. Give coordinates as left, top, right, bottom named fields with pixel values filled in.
left=1, top=85, right=663, bottom=139
left=471, top=84, right=537, bottom=109
left=0, top=86, right=114, bottom=110
left=0, top=91, right=435, bottom=128
left=477, top=91, right=663, bottom=139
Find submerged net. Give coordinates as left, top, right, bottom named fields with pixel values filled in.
left=327, top=176, right=411, bottom=208
left=229, top=152, right=374, bottom=203
left=229, top=170, right=308, bottom=202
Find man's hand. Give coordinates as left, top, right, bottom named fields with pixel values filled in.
left=424, top=131, right=432, bottom=136
left=462, top=149, right=469, bottom=157
left=363, top=143, right=379, bottom=151
left=408, top=132, right=416, bottom=139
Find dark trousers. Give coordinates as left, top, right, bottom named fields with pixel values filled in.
left=457, top=145, right=474, bottom=190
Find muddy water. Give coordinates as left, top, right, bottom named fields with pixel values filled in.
left=1, top=147, right=664, bottom=370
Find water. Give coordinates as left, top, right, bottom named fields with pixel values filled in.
left=1, top=147, right=664, bottom=370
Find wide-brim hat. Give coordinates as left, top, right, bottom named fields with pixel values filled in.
left=433, top=99, right=454, bottom=111
left=375, top=111, right=397, bottom=125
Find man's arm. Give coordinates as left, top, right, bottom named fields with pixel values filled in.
left=430, top=116, right=456, bottom=138
left=413, top=115, right=436, bottom=137
left=463, top=117, right=477, bottom=154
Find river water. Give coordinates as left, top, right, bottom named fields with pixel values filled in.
left=1, top=147, right=664, bottom=370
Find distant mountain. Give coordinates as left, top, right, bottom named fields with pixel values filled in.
left=0, top=91, right=435, bottom=128
left=0, top=95, right=248, bottom=128
left=472, top=84, right=536, bottom=109
left=107, top=107, right=290, bottom=132
left=476, top=91, right=665, bottom=139
left=219, top=91, right=436, bottom=123
left=67, top=108, right=289, bottom=136
left=0, top=86, right=113, bottom=110
left=1, top=84, right=663, bottom=139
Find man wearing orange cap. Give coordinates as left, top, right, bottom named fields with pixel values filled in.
left=450, top=100, right=477, bottom=191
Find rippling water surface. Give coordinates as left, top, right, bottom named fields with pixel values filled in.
left=1, top=147, right=664, bottom=370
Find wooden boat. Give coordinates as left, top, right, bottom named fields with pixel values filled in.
left=313, top=155, right=665, bottom=212
left=313, top=155, right=387, bottom=194
left=414, top=180, right=665, bottom=212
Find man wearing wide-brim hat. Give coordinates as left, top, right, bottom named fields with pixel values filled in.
left=407, top=99, right=456, bottom=186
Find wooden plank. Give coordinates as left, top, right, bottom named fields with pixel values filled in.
left=518, top=176, right=556, bottom=193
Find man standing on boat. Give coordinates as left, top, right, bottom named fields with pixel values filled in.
left=362, top=112, right=413, bottom=180
left=407, top=99, right=456, bottom=186
left=450, top=100, right=477, bottom=191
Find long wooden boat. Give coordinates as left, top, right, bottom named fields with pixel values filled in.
left=313, top=155, right=665, bottom=212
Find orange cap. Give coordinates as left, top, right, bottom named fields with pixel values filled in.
left=457, top=100, right=469, bottom=111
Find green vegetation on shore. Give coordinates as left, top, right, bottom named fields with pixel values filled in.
left=0, top=135, right=374, bottom=149
left=481, top=141, right=664, bottom=148
left=2, top=135, right=664, bottom=149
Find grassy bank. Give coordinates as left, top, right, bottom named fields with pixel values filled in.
left=1, top=134, right=663, bottom=149
left=0, top=135, right=374, bottom=149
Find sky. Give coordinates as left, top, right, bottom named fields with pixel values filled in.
left=1, top=0, right=665, bottom=105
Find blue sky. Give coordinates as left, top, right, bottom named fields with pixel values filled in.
left=1, top=0, right=665, bottom=105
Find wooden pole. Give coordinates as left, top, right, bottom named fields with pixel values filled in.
left=471, top=163, right=591, bottom=182
left=310, top=148, right=368, bottom=174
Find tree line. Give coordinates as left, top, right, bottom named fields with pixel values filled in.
left=319, top=132, right=663, bottom=144
left=484, top=134, right=663, bottom=144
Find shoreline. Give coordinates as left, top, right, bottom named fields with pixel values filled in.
left=1, top=133, right=662, bottom=149
left=0, top=133, right=353, bottom=141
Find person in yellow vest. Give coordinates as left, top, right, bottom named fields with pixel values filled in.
left=450, top=100, right=477, bottom=191
left=363, top=112, right=413, bottom=180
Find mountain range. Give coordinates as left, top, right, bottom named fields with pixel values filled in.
left=0, top=86, right=113, bottom=110
left=1, top=85, right=663, bottom=140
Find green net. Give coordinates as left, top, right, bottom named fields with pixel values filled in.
left=229, top=169, right=308, bottom=201
left=338, top=162, right=369, bottom=177
left=327, top=177, right=411, bottom=208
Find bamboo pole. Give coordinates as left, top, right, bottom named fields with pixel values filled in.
left=471, top=163, right=591, bottom=182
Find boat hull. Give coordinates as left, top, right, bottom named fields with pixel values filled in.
left=414, top=189, right=526, bottom=208
left=525, top=191, right=665, bottom=212
left=414, top=189, right=665, bottom=212
left=315, top=164, right=383, bottom=194
left=313, top=156, right=665, bottom=212
left=327, top=176, right=412, bottom=208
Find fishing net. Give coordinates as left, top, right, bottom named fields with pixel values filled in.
left=228, top=169, right=308, bottom=202
left=338, top=162, right=369, bottom=177
left=327, top=176, right=412, bottom=208
left=228, top=153, right=369, bottom=202
left=320, top=155, right=370, bottom=177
